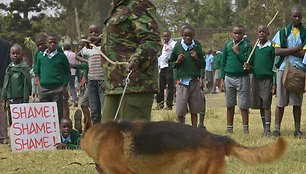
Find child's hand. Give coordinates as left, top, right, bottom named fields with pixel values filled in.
left=34, top=76, right=40, bottom=87
left=232, top=44, right=239, bottom=54
left=176, top=54, right=184, bottom=64
left=55, top=143, right=67, bottom=150
left=271, top=85, right=276, bottom=95
left=190, top=50, right=198, bottom=60
left=220, top=79, right=225, bottom=92
left=243, top=62, right=250, bottom=70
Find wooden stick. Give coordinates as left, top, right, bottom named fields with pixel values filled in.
left=245, top=11, right=279, bottom=65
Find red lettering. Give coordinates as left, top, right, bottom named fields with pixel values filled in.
left=12, top=122, right=22, bottom=136
left=34, top=106, right=43, bottom=117
left=11, top=107, right=20, bottom=119
left=45, top=122, right=53, bottom=133
left=43, top=106, right=51, bottom=118
left=14, top=137, right=52, bottom=151
left=14, top=138, right=23, bottom=151
left=27, top=107, right=35, bottom=119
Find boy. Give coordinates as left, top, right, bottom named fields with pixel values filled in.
left=211, top=51, right=222, bottom=94
left=169, top=25, right=205, bottom=127
left=34, top=34, right=71, bottom=120
left=156, top=30, right=176, bottom=110
left=63, top=44, right=78, bottom=107
left=79, top=36, right=104, bottom=124
left=220, top=25, right=252, bottom=133
left=272, top=6, right=306, bottom=138
left=248, top=25, right=275, bottom=136
left=205, top=49, right=214, bottom=93
left=55, top=117, right=80, bottom=150
left=1, top=45, right=31, bottom=125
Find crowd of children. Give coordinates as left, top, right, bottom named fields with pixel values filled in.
left=0, top=5, right=306, bottom=148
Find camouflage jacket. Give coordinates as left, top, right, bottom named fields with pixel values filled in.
left=101, top=0, right=161, bottom=95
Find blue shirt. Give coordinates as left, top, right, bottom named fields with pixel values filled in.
left=272, top=28, right=305, bottom=71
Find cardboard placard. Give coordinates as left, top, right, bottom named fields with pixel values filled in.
left=10, top=102, right=61, bottom=152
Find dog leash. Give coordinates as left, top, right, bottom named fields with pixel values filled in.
left=88, top=43, right=132, bottom=121
left=113, top=70, right=132, bottom=121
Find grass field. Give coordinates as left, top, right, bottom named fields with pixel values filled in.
left=0, top=92, right=306, bottom=174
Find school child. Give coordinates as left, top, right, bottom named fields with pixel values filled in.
left=169, top=25, right=205, bottom=127
left=34, top=34, right=71, bottom=120
left=30, top=66, right=39, bottom=102
left=1, top=45, right=31, bottom=125
left=273, top=6, right=306, bottom=138
left=205, top=49, right=214, bottom=92
left=220, top=25, right=252, bottom=133
left=211, top=51, right=222, bottom=94
left=55, top=117, right=81, bottom=150
left=63, top=44, right=78, bottom=107
left=247, top=25, right=275, bottom=136
left=78, top=35, right=104, bottom=124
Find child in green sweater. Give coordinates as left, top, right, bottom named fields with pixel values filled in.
left=169, top=25, right=205, bottom=127
left=1, top=45, right=31, bottom=125
left=248, top=25, right=275, bottom=136
left=55, top=117, right=80, bottom=150
left=220, top=25, right=252, bottom=134
left=34, top=34, right=70, bottom=119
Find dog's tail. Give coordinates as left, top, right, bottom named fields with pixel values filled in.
left=227, top=137, right=287, bottom=164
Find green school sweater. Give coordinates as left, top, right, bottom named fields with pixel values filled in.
left=1, top=61, right=31, bottom=102
left=169, top=40, right=205, bottom=79
left=34, top=51, right=70, bottom=89
left=33, top=46, right=63, bottom=66
left=212, top=52, right=222, bottom=70
left=251, top=44, right=275, bottom=78
left=220, top=40, right=252, bottom=79
left=61, top=129, right=81, bottom=150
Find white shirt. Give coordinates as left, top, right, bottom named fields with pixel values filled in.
left=64, top=50, right=77, bottom=75
left=158, top=39, right=176, bottom=69
left=205, top=54, right=213, bottom=71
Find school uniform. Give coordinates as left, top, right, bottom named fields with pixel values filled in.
left=169, top=39, right=204, bottom=116
left=60, top=129, right=81, bottom=149
left=34, top=49, right=70, bottom=118
left=250, top=41, right=275, bottom=109
left=273, top=24, right=306, bottom=107
left=221, top=39, right=252, bottom=109
left=1, top=61, right=31, bottom=125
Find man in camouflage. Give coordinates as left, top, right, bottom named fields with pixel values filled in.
left=101, top=0, right=161, bottom=121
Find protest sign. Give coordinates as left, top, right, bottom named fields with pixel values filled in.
left=10, top=102, right=61, bottom=152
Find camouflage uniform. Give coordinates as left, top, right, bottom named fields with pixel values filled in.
left=101, top=0, right=161, bottom=95
left=101, top=0, right=161, bottom=122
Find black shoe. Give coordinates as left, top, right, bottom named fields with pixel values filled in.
left=263, top=130, right=271, bottom=137
left=226, top=129, right=233, bottom=134
left=294, top=130, right=305, bottom=139
left=74, top=109, right=82, bottom=134
left=272, top=130, right=281, bottom=137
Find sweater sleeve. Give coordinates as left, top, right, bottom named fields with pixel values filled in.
left=220, top=43, right=228, bottom=79
left=168, top=44, right=179, bottom=69
left=34, top=52, right=41, bottom=76
left=23, top=67, right=31, bottom=102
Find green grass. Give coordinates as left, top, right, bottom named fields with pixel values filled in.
left=1, top=92, right=306, bottom=174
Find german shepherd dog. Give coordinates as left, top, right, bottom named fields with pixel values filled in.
left=81, top=121, right=287, bottom=174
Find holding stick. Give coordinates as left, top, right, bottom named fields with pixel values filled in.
left=244, top=11, right=279, bottom=67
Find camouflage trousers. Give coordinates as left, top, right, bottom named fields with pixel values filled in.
left=0, top=87, right=8, bottom=142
